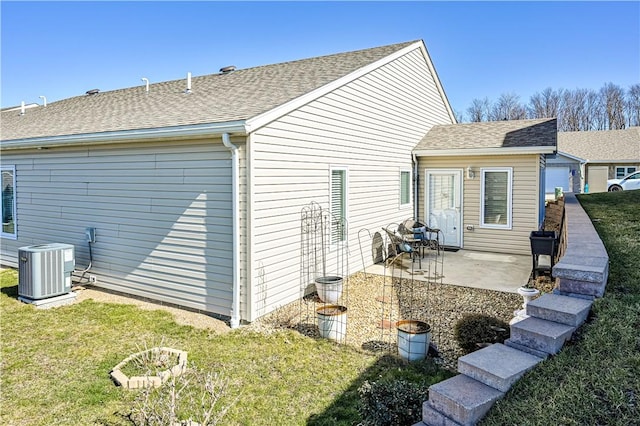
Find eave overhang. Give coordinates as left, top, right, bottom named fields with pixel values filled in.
left=413, top=146, right=557, bottom=157
left=0, top=120, right=248, bottom=151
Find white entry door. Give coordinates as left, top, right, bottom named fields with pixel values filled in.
left=425, top=169, right=462, bottom=248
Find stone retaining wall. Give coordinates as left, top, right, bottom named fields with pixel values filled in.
left=552, top=193, right=609, bottom=299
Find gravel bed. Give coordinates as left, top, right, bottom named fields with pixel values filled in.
left=250, top=271, right=531, bottom=370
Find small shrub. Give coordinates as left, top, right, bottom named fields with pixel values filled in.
left=454, top=314, right=510, bottom=354
left=358, top=378, right=429, bottom=426
left=128, top=364, right=238, bottom=426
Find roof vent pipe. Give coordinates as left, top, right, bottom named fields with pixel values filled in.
left=141, top=77, right=149, bottom=93
left=185, top=72, right=192, bottom=94
left=39, top=96, right=47, bottom=107
left=20, top=101, right=25, bottom=115
left=220, top=65, right=236, bottom=74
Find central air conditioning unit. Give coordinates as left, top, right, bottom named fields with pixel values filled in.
left=18, top=243, right=75, bottom=300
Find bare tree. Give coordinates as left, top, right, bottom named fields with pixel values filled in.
left=490, top=93, right=526, bottom=121
left=560, top=89, right=587, bottom=131
left=464, top=82, right=639, bottom=130
left=626, top=83, right=640, bottom=127
left=582, top=89, right=604, bottom=131
left=466, top=97, right=491, bottom=122
left=601, top=82, right=626, bottom=129
left=528, top=87, right=563, bottom=119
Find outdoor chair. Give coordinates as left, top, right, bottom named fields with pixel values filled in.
left=382, top=227, right=420, bottom=268
left=400, top=218, right=441, bottom=254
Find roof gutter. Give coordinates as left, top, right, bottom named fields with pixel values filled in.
left=1, top=121, right=248, bottom=151
left=222, top=133, right=241, bottom=329
left=413, top=146, right=557, bottom=157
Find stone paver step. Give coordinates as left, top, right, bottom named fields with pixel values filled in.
left=421, top=401, right=462, bottom=426
left=509, top=316, right=575, bottom=355
left=457, top=343, right=543, bottom=392
left=428, top=374, right=504, bottom=426
left=504, top=339, right=550, bottom=359
left=526, top=293, right=592, bottom=326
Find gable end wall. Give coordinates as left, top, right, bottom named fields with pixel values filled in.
left=248, top=47, right=454, bottom=319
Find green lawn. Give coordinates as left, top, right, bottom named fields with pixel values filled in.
left=0, top=269, right=451, bottom=425
left=482, top=190, right=640, bottom=425
left=4, top=191, right=636, bottom=425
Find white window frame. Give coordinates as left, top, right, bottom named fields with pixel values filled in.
left=615, top=166, right=637, bottom=179
left=1, top=165, right=17, bottom=240
left=329, top=166, right=348, bottom=245
left=399, top=168, right=412, bottom=208
left=480, top=167, right=513, bottom=230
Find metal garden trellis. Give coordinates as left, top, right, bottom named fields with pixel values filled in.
left=299, top=202, right=349, bottom=344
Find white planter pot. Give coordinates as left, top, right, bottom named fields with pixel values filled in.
left=396, top=320, right=431, bottom=362
left=317, top=305, right=347, bottom=343
left=315, top=276, right=344, bottom=304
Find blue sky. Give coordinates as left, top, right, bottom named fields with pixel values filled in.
left=1, top=1, right=639, bottom=117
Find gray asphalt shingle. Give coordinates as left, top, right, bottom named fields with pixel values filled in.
left=1, top=41, right=416, bottom=142
left=557, top=127, right=640, bottom=162
left=414, top=118, right=557, bottom=152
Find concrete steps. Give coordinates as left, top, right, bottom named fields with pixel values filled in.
left=427, top=374, right=504, bottom=426
left=421, top=292, right=594, bottom=425
left=507, top=316, right=575, bottom=355
left=526, top=293, right=592, bottom=327
left=457, top=343, right=543, bottom=392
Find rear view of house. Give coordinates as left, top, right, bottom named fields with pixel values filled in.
left=0, top=40, right=455, bottom=324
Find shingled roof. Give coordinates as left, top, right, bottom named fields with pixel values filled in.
left=557, top=127, right=640, bottom=163
left=1, top=41, right=417, bottom=142
left=413, top=118, right=557, bottom=155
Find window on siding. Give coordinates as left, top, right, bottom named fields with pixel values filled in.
left=330, top=168, right=347, bottom=244
left=400, top=170, right=411, bottom=206
left=480, top=168, right=512, bottom=229
left=1, top=166, right=17, bottom=239
left=616, top=166, right=637, bottom=179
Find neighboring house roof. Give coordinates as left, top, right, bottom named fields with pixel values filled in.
left=1, top=40, right=455, bottom=147
left=413, top=118, right=557, bottom=156
left=547, top=151, right=586, bottom=164
left=557, top=127, right=640, bottom=164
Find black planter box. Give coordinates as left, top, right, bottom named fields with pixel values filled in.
left=530, top=230, right=557, bottom=256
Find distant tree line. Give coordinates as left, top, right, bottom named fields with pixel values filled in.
left=461, top=82, right=640, bottom=131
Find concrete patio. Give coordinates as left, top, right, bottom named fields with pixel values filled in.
left=365, top=249, right=534, bottom=293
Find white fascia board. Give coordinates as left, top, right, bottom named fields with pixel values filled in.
left=586, top=159, right=640, bottom=164
left=413, top=146, right=557, bottom=157
left=555, top=151, right=587, bottom=163
left=246, top=40, right=435, bottom=132
left=0, top=121, right=248, bottom=150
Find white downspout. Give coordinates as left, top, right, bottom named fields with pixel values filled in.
left=412, top=153, right=419, bottom=220
left=222, top=133, right=241, bottom=328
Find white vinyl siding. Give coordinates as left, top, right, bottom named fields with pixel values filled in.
left=249, top=46, right=453, bottom=318
left=0, top=139, right=240, bottom=318
left=1, top=165, right=17, bottom=239
left=330, top=167, right=347, bottom=244
left=400, top=169, right=411, bottom=206
left=480, top=168, right=512, bottom=229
